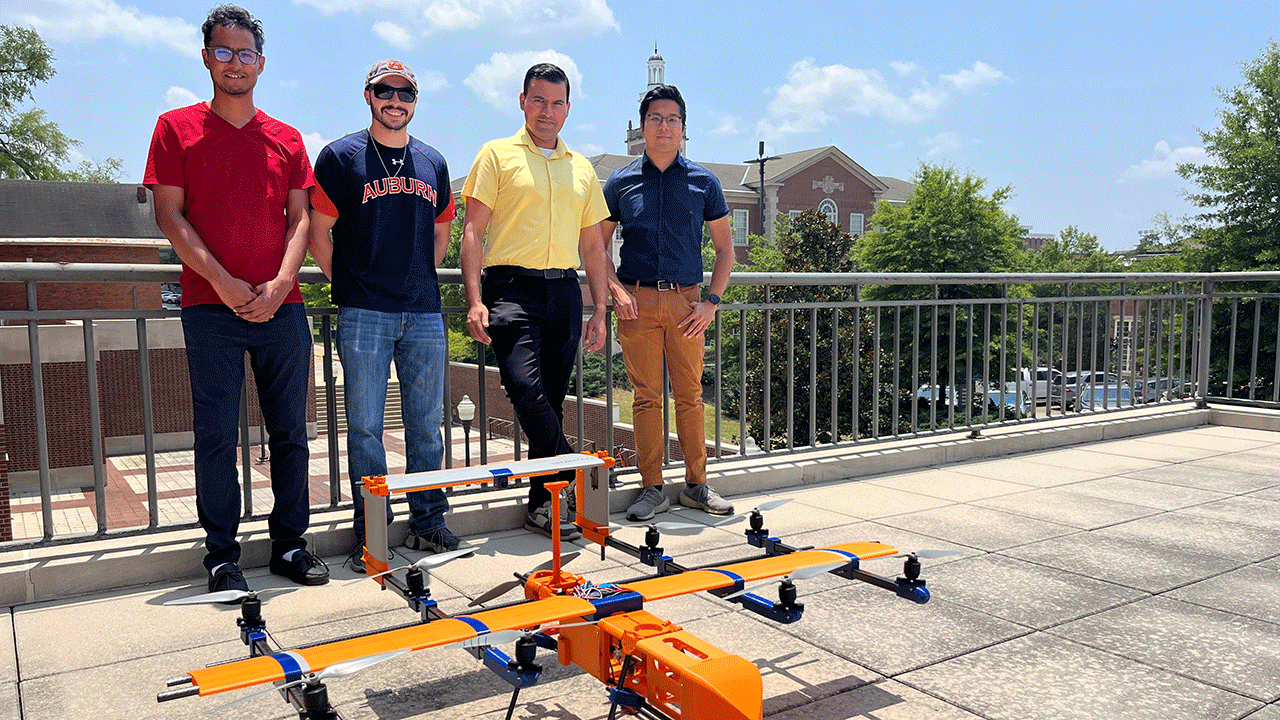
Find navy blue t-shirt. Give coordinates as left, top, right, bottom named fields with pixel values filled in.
left=312, top=130, right=455, bottom=313
left=603, top=153, right=729, bottom=286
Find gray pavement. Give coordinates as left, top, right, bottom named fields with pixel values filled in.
left=7, top=422, right=1280, bottom=719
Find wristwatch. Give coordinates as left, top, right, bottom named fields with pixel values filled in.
left=707, top=293, right=721, bottom=305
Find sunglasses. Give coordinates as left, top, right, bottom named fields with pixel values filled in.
left=206, top=46, right=261, bottom=65
left=370, top=83, right=417, bottom=103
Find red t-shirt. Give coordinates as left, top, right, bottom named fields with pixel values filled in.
left=144, top=102, right=313, bottom=307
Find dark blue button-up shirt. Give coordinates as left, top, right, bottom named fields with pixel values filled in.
left=603, top=153, right=729, bottom=286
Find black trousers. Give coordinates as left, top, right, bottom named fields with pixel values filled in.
left=482, top=271, right=582, bottom=509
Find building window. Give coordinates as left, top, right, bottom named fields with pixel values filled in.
left=818, top=199, right=838, bottom=225
left=849, top=212, right=864, bottom=236
left=788, top=210, right=803, bottom=219
left=612, top=225, right=622, bottom=242
left=732, top=209, right=749, bottom=246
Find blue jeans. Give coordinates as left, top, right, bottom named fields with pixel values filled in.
left=337, top=307, right=448, bottom=540
left=181, top=303, right=312, bottom=572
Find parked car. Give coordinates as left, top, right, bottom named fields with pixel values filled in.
left=1016, top=367, right=1062, bottom=402
left=987, top=382, right=1033, bottom=418
left=1076, top=385, right=1135, bottom=411
left=1138, top=376, right=1183, bottom=403
left=1052, top=371, right=1126, bottom=410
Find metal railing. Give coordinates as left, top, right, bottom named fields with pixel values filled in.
left=2, top=262, right=1278, bottom=547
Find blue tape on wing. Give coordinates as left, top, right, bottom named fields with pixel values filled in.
left=457, top=616, right=491, bottom=634
left=704, top=567, right=745, bottom=597
left=270, top=652, right=308, bottom=683
left=489, top=468, right=512, bottom=488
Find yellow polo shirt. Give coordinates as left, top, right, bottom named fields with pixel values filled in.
left=462, top=126, right=608, bottom=270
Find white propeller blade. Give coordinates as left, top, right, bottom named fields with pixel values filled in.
left=891, top=549, right=963, bottom=559
left=347, top=546, right=478, bottom=584
left=209, top=649, right=407, bottom=713
left=165, top=587, right=290, bottom=606
left=722, top=561, right=846, bottom=600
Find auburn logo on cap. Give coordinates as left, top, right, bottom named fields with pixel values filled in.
left=388, top=60, right=404, bottom=71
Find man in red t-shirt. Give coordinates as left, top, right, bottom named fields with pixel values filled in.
left=144, top=5, right=328, bottom=596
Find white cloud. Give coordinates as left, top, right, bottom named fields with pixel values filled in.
left=301, top=132, right=330, bottom=163
left=576, top=142, right=606, bottom=156
left=165, top=86, right=200, bottom=109
left=941, top=61, right=1005, bottom=91
left=1118, top=140, right=1208, bottom=182
left=709, top=111, right=740, bottom=136
left=372, top=20, right=414, bottom=49
left=294, top=0, right=618, bottom=38
left=920, top=131, right=962, bottom=157
left=17, top=0, right=200, bottom=57
left=756, top=58, right=1005, bottom=141
left=465, top=50, right=583, bottom=111
left=889, top=61, right=920, bottom=76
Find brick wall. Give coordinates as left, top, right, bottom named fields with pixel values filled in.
left=0, top=423, right=9, bottom=542
left=0, top=362, right=94, bottom=471
left=0, top=245, right=163, bottom=315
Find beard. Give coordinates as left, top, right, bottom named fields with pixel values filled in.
left=372, top=104, right=413, bottom=131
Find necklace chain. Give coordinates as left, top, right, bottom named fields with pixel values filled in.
left=371, top=135, right=409, bottom=179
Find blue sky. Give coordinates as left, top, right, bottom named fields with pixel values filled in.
left=3, top=0, right=1274, bottom=250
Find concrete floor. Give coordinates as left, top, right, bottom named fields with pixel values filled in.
left=6, top=423, right=1280, bottom=719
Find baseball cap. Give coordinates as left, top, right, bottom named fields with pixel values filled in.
left=366, top=59, right=417, bottom=90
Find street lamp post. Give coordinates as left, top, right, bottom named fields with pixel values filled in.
left=744, top=140, right=780, bottom=237
left=456, top=395, right=475, bottom=467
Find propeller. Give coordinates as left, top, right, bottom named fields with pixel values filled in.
left=467, top=551, right=581, bottom=607
left=344, top=545, right=478, bottom=585
left=164, top=587, right=291, bottom=607
left=209, top=649, right=408, bottom=713
left=890, top=550, right=963, bottom=559
left=721, top=561, right=847, bottom=600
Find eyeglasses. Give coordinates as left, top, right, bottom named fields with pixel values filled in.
left=370, top=83, right=417, bottom=103
left=205, top=46, right=261, bottom=65
left=644, top=114, right=683, bottom=128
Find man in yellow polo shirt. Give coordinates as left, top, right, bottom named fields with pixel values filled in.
left=461, top=63, right=631, bottom=539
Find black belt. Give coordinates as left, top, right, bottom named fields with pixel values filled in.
left=620, top=278, right=695, bottom=291
left=486, top=265, right=578, bottom=280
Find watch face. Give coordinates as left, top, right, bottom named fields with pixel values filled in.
left=708, top=294, right=721, bottom=305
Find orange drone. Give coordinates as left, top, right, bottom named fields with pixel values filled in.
left=159, top=452, right=948, bottom=719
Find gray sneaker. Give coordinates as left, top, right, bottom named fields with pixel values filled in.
left=626, top=486, right=671, bottom=521
left=406, top=527, right=474, bottom=555
left=525, top=501, right=582, bottom=540
left=679, top=483, right=733, bottom=515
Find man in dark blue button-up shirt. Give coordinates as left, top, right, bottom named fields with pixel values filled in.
left=601, top=84, right=736, bottom=522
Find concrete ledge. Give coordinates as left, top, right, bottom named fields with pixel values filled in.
left=1, top=403, right=1262, bottom=606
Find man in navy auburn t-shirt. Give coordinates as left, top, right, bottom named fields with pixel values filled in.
left=308, top=60, right=466, bottom=570
left=145, top=5, right=328, bottom=594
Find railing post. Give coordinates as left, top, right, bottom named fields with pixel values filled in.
left=1196, top=280, right=1214, bottom=406
left=26, top=278, right=53, bottom=541
left=82, top=319, right=106, bottom=534
left=321, top=313, right=340, bottom=505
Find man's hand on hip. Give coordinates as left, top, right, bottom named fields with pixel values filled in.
left=677, top=301, right=718, bottom=338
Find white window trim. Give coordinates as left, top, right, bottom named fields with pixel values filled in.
left=732, top=208, right=750, bottom=246
left=849, top=212, right=865, bottom=236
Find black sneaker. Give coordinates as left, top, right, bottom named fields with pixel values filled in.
left=405, top=527, right=474, bottom=555
left=344, top=543, right=366, bottom=573
left=525, top=501, right=582, bottom=541
left=207, top=563, right=250, bottom=602
left=270, top=549, right=330, bottom=586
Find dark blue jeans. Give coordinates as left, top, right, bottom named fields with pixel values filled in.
left=482, top=272, right=582, bottom=509
left=336, top=307, right=449, bottom=541
left=181, top=303, right=312, bottom=572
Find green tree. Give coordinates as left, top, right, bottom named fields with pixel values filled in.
left=0, top=25, right=120, bottom=181
left=1178, top=41, right=1280, bottom=273
left=859, top=163, right=1024, bottom=296
left=1178, top=41, right=1280, bottom=398
left=857, top=164, right=1028, bottom=411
